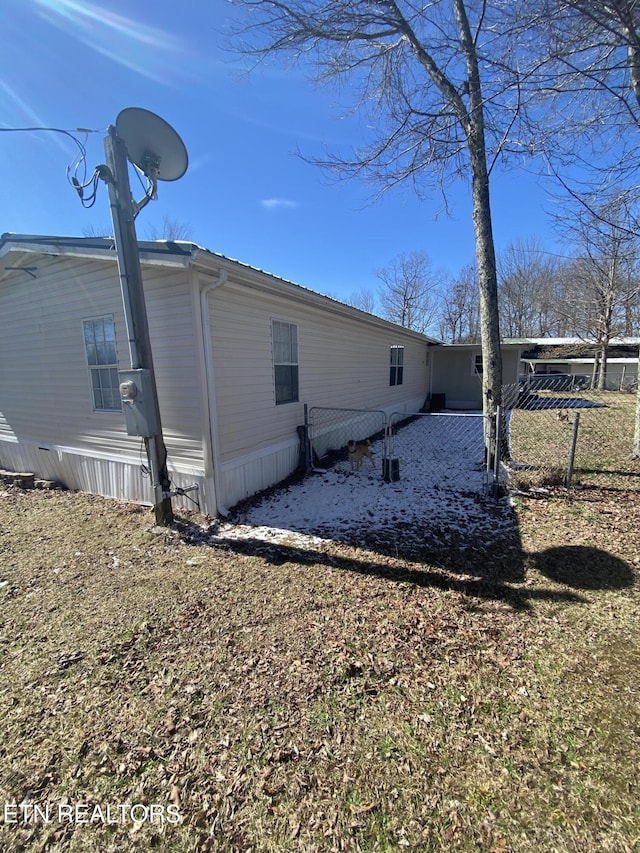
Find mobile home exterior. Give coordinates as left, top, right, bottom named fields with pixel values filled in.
left=430, top=343, right=524, bottom=410
left=0, top=234, right=438, bottom=515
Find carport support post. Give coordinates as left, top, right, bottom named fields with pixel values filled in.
left=565, top=413, right=580, bottom=488
left=103, top=126, right=173, bottom=526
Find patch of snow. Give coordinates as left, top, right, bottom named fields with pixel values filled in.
left=201, top=415, right=513, bottom=559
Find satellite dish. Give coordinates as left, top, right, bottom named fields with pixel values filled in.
left=115, top=107, right=188, bottom=182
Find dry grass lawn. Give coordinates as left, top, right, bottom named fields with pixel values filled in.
left=1, top=476, right=639, bottom=851
left=508, top=391, right=640, bottom=490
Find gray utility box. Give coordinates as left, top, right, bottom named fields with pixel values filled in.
left=118, top=369, right=159, bottom=438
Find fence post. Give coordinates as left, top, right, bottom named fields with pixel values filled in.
left=492, top=405, right=502, bottom=498
left=565, top=412, right=580, bottom=487
left=383, top=415, right=390, bottom=462
left=485, top=413, right=494, bottom=485
left=303, top=404, right=312, bottom=472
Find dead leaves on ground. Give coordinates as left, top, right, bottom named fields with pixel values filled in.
left=0, top=487, right=639, bottom=851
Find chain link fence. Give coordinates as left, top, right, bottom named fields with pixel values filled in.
left=504, top=377, right=640, bottom=490
left=307, top=407, right=386, bottom=468
left=387, top=412, right=491, bottom=494
left=305, top=378, right=640, bottom=496
left=306, top=406, right=495, bottom=496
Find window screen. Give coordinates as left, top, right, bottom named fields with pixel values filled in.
left=390, top=345, right=404, bottom=386
left=272, top=320, right=299, bottom=404
left=83, top=317, right=121, bottom=411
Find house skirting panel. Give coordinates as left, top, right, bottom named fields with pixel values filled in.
left=0, top=438, right=213, bottom=515
left=220, top=438, right=301, bottom=511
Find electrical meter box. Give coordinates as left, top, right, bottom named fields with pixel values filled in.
left=118, top=369, right=159, bottom=438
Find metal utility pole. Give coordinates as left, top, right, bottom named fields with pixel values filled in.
left=103, top=125, right=173, bottom=526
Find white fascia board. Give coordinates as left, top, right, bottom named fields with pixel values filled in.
left=0, top=238, right=191, bottom=268
left=0, top=240, right=115, bottom=261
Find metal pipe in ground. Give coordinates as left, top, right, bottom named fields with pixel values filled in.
left=565, top=412, right=580, bottom=488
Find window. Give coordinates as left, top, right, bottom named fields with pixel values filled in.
left=272, top=320, right=298, bottom=404
left=83, top=317, right=121, bottom=411
left=473, top=353, right=483, bottom=375
left=390, top=345, right=404, bottom=386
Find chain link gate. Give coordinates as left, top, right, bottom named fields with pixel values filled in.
left=386, top=411, right=494, bottom=495
left=307, top=406, right=386, bottom=469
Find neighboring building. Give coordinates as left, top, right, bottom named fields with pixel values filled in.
left=513, top=338, right=640, bottom=391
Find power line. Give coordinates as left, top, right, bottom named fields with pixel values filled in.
left=0, top=125, right=105, bottom=208
left=0, top=125, right=101, bottom=151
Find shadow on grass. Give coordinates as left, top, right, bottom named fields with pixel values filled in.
left=175, top=517, right=588, bottom=613
left=518, top=394, right=606, bottom=410
left=175, top=475, right=635, bottom=611
left=575, top=468, right=640, bottom=484
left=532, top=545, right=635, bottom=590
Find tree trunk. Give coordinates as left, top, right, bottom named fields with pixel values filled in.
left=621, top=21, right=640, bottom=109
left=453, top=0, right=503, bottom=420
left=634, top=346, right=640, bottom=458
left=597, top=343, right=608, bottom=391
left=591, top=352, right=600, bottom=389
left=471, top=143, right=503, bottom=417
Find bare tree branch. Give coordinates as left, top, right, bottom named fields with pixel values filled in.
left=227, top=0, right=542, bottom=418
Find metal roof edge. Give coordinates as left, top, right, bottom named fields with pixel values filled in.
left=438, top=341, right=524, bottom=349
left=182, top=243, right=444, bottom=344
left=0, top=233, right=442, bottom=343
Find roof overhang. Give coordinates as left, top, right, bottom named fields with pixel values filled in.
left=0, top=233, right=442, bottom=345
left=436, top=342, right=525, bottom=351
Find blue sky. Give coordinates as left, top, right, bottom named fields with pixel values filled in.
left=1, top=0, right=564, bottom=303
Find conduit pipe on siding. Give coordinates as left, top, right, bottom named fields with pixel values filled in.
left=200, top=269, right=229, bottom=516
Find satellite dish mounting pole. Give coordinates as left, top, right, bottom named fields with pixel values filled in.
left=103, top=124, right=173, bottom=526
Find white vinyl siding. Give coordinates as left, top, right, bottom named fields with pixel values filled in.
left=208, top=279, right=430, bottom=468
left=0, top=254, right=205, bottom=473
left=430, top=345, right=523, bottom=410
left=1, top=241, right=435, bottom=513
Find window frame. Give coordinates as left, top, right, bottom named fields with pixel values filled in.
left=472, top=352, right=483, bottom=376
left=82, top=315, right=122, bottom=412
left=271, top=318, right=299, bottom=405
left=389, top=345, right=405, bottom=386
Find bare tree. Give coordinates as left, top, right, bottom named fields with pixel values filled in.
left=497, top=239, right=563, bottom=338
left=559, top=197, right=640, bottom=389
left=439, top=263, right=481, bottom=343
left=144, top=216, right=193, bottom=242
left=83, top=217, right=193, bottom=242
left=347, top=287, right=378, bottom=315
left=520, top=0, right=640, bottom=450
left=228, top=0, right=538, bottom=419
left=621, top=266, right=640, bottom=336
left=521, top=0, right=640, bottom=226
left=376, top=251, right=444, bottom=335
left=82, top=223, right=113, bottom=238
